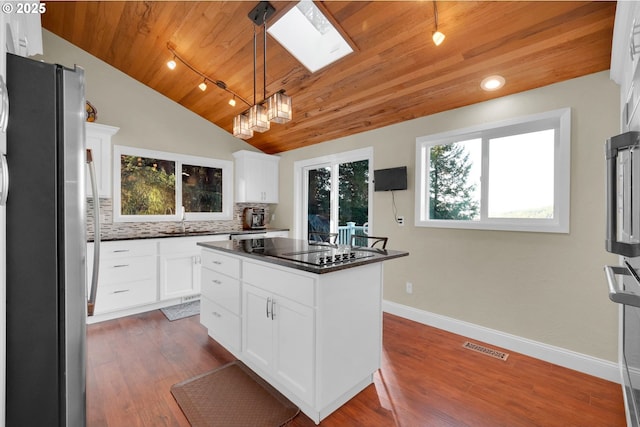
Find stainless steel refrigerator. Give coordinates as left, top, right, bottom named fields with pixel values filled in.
left=5, top=53, right=87, bottom=426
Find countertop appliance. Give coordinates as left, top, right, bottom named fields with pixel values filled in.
left=242, top=206, right=266, bottom=230
left=605, top=130, right=640, bottom=427
left=198, top=237, right=409, bottom=274
left=5, top=53, right=88, bottom=426
left=269, top=245, right=375, bottom=267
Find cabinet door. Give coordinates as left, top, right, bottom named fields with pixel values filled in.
left=85, top=122, right=119, bottom=198
left=259, top=157, right=279, bottom=203
left=273, top=296, right=314, bottom=404
left=243, top=284, right=274, bottom=371
left=159, top=253, right=199, bottom=300
left=233, top=150, right=279, bottom=203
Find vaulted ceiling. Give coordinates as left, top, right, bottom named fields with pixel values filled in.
left=42, top=1, right=616, bottom=154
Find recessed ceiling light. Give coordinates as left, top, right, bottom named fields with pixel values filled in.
left=481, top=75, right=505, bottom=91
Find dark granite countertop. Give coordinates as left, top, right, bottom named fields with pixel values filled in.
left=90, top=228, right=289, bottom=243
left=197, top=237, right=409, bottom=274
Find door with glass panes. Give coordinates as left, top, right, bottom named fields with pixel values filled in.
left=304, top=158, right=371, bottom=245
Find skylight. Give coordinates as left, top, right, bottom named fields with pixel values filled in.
left=267, top=0, right=353, bottom=73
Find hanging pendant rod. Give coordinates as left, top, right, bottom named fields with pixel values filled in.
left=166, top=43, right=252, bottom=107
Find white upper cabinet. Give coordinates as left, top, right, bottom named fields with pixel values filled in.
left=610, top=1, right=640, bottom=131
left=233, top=150, right=280, bottom=203
left=5, top=7, right=43, bottom=58
left=85, top=122, right=118, bottom=198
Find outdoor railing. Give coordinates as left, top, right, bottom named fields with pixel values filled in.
left=337, top=222, right=366, bottom=245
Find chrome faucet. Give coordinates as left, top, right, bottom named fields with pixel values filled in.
left=181, top=206, right=186, bottom=233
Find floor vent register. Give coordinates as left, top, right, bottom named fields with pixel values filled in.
left=462, top=341, right=509, bottom=361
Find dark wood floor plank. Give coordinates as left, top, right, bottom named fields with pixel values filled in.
left=86, top=311, right=626, bottom=426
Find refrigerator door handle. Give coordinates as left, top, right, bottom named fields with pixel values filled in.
left=0, top=154, right=8, bottom=206
left=87, top=149, right=100, bottom=316
left=604, top=265, right=640, bottom=308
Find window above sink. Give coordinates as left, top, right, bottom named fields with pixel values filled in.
left=113, top=145, right=233, bottom=222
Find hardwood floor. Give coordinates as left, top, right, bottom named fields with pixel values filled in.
left=87, top=311, right=626, bottom=427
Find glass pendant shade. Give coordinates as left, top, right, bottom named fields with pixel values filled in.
left=267, top=92, right=292, bottom=124
left=248, top=104, right=270, bottom=132
left=233, top=114, right=253, bottom=140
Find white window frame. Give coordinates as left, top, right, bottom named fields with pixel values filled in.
left=293, top=147, right=374, bottom=239
left=415, top=108, right=571, bottom=233
left=113, top=145, right=233, bottom=222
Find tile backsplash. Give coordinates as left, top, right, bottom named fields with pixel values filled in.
left=86, top=198, right=270, bottom=240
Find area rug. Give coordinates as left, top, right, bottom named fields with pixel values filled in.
left=171, top=361, right=300, bottom=427
left=161, top=300, right=200, bottom=321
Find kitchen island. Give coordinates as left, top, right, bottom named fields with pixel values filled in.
left=197, top=237, right=408, bottom=424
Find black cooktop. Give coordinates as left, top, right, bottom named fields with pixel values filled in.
left=198, top=237, right=409, bottom=274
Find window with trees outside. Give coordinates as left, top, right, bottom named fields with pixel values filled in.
left=113, top=146, right=233, bottom=222
left=414, top=108, right=570, bottom=233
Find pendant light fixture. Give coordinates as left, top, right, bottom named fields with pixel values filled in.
left=164, top=2, right=291, bottom=141
left=233, top=1, right=292, bottom=139
left=432, top=0, right=445, bottom=46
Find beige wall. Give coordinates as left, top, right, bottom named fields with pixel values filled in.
left=37, top=30, right=254, bottom=160
left=272, top=71, right=621, bottom=362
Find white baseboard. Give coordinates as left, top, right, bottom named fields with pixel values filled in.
left=382, top=300, right=621, bottom=383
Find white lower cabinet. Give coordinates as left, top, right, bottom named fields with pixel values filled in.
left=243, top=283, right=314, bottom=404
left=158, top=235, right=228, bottom=300
left=87, top=240, right=157, bottom=315
left=87, top=234, right=230, bottom=321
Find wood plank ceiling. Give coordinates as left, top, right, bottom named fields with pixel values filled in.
left=41, top=1, right=616, bottom=154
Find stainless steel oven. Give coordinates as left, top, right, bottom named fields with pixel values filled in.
left=605, top=262, right=640, bottom=426
left=605, top=130, right=640, bottom=426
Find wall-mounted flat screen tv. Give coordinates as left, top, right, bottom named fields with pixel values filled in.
left=374, top=166, right=407, bottom=191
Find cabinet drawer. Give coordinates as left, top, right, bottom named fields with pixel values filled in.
left=94, top=279, right=157, bottom=314
left=201, top=268, right=240, bottom=315
left=201, top=296, right=240, bottom=353
left=99, top=255, right=157, bottom=285
left=101, top=240, right=156, bottom=258
left=201, top=250, right=240, bottom=279
left=243, top=261, right=315, bottom=307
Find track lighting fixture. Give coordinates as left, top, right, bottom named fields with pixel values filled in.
left=432, top=1, right=445, bottom=46
left=165, top=43, right=251, bottom=108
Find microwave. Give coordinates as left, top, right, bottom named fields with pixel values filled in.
left=606, top=131, right=640, bottom=256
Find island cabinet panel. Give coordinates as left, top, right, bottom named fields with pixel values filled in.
left=200, top=297, right=241, bottom=354
left=243, top=282, right=315, bottom=405
left=199, top=244, right=388, bottom=424
left=243, top=261, right=314, bottom=306
left=201, top=268, right=240, bottom=315
left=200, top=248, right=242, bottom=356
left=201, top=250, right=240, bottom=279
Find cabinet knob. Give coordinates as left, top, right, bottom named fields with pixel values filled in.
left=212, top=279, right=222, bottom=285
